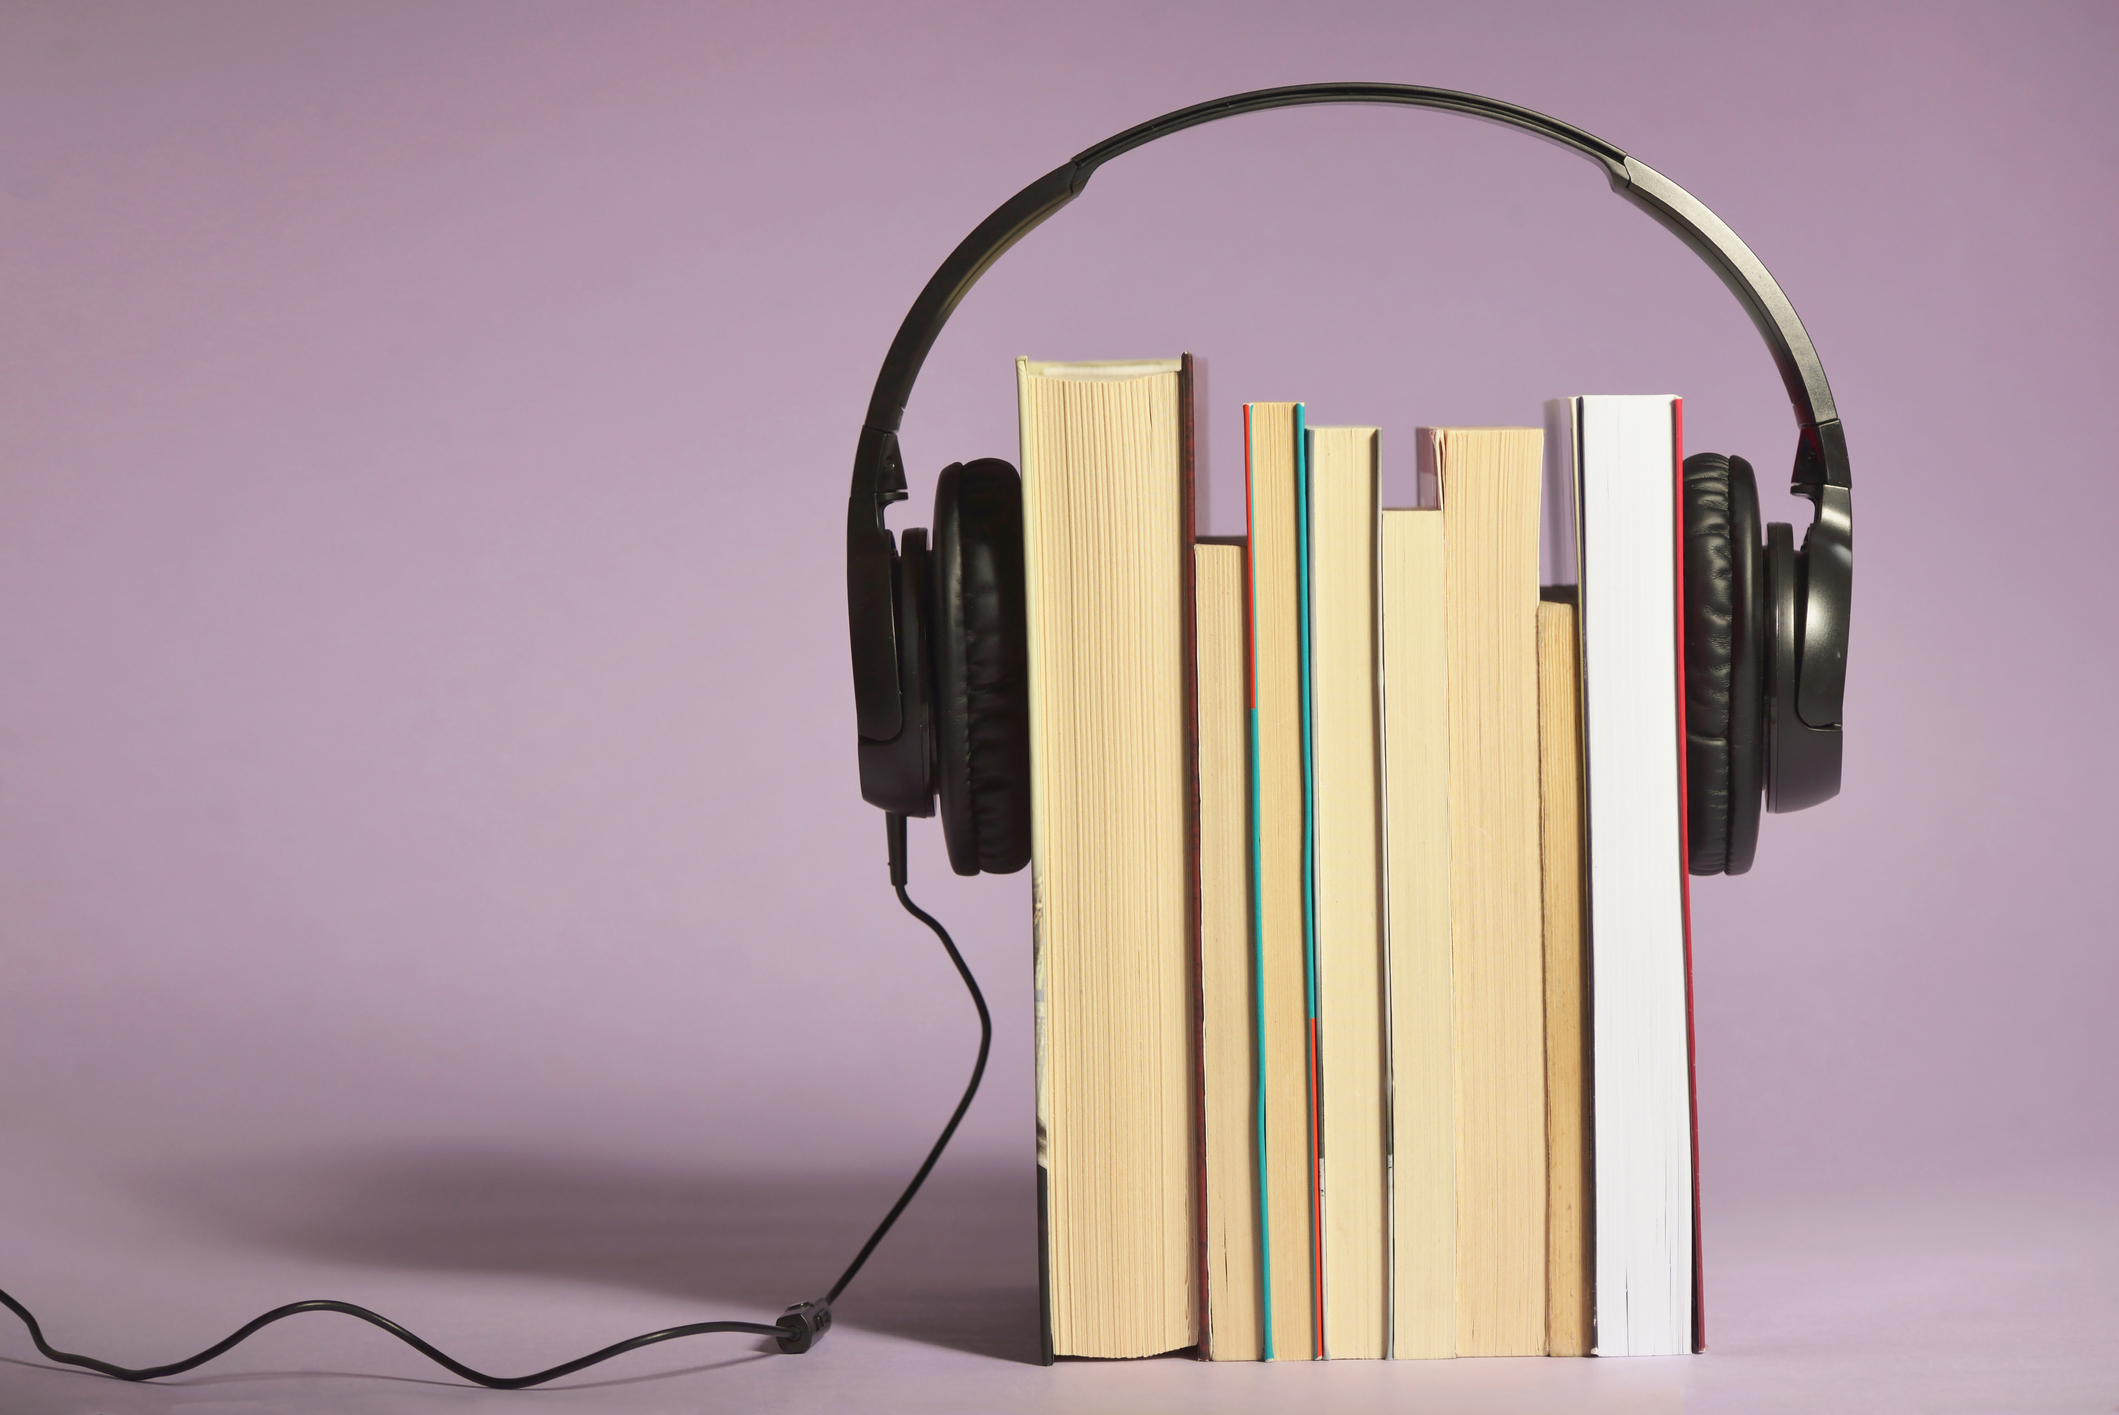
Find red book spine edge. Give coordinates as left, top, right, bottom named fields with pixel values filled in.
left=1240, top=404, right=1275, bottom=1359
left=1670, top=398, right=1706, bottom=1354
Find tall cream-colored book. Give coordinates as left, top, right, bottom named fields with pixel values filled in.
left=1380, top=506, right=1455, bottom=1359
left=1018, top=357, right=1197, bottom=1360
left=1196, top=539, right=1262, bottom=1359
left=1423, top=426, right=1548, bottom=1357
left=1538, top=594, right=1592, bottom=1356
left=1307, top=427, right=1387, bottom=1359
left=1243, top=401, right=1316, bottom=1361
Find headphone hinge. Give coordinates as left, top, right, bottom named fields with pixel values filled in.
left=1791, top=417, right=1851, bottom=497
left=849, top=428, right=909, bottom=742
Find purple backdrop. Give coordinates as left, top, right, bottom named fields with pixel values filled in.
left=0, top=3, right=2112, bottom=1411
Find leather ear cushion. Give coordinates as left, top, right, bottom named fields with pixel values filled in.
left=1722, top=457, right=1764, bottom=874
left=1684, top=453, right=1738, bottom=875
left=931, top=459, right=1031, bottom=876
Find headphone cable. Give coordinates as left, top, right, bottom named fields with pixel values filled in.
left=0, top=811, right=989, bottom=1388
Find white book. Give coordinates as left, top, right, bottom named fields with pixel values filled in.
left=1551, top=395, right=1696, bottom=1358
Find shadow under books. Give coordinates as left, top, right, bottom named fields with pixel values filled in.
left=146, top=1144, right=1045, bottom=1367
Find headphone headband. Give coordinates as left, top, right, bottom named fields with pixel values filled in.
left=1068, top=83, right=1625, bottom=173
left=859, top=83, right=1846, bottom=491
left=849, top=84, right=1849, bottom=805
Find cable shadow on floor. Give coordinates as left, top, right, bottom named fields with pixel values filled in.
left=143, top=1144, right=1046, bottom=1367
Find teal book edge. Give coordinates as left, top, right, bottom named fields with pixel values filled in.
left=1243, top=402, right=1323, bottom=1361
left=1294, top=412, right=1324, bottom=1356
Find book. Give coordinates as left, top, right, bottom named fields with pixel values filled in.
left=1553, top=394, right=1698, bottom=1357
left=1423, top=426, right=1549, bottom=1357
left=1018, top=356, right=1200, bottom=1360
left=1379, top=506, right=1455, bottom=1359
left=1538, top=593, right=1592, bottom=1356
left=1306, top=426, right=1387, bottom=1358
left=1195, top=538, right=1262, bottom=1359
left=1242, top=401, right=1318, bottom=1360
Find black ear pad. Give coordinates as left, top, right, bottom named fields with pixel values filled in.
left=931, top=459, right=1031, bottom=876
left=1722, top=458, right=1764, bottom=873
left=1684, top=454, right=1766, bottom=875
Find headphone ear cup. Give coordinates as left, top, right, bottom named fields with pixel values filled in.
left=1683, top=454, right=1738, bottom=874
left=1684, top=453, right=1767, bottom=876
left=1723, top=457, right=1765, bottom=873
left=931, top=459, right=1031, bottom=876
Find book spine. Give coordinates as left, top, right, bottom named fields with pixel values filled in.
left=1377, top=487, right=1394, bottom=1363
left=1196, top=541, right=1261, bottom=1360
left=1295, top=412, right=1326, bottom=1359
left=1312, top=428, right=1388, bottom=1359
left=1242, top=402, right=1313, bottom=1361
left=1671, top=398, right=1705, bottom=1355
left=1178, top=355, right=1207, bottom=1358
left=1242, top=404, right=1272, bottom=1358
left=1022, top=358, right=1058, bottom=1369
left=1538, top=596, right=1592, bottom=1356
left=1242, top=405, right=1274, bottom=1359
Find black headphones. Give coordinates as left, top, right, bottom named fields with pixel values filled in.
left=848, top=82, right=1850, bottom=877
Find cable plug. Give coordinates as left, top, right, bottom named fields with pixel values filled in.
left=886, top=812, right=908, bottom=887
left=773, top=1300, right=832, bottom=1354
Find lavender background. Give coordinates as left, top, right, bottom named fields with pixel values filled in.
left=1, top=3, right=2113, bottom=1411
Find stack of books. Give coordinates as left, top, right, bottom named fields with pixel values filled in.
left=1019, top=356, right=1698, bottom=1364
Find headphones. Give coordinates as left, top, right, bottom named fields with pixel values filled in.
left=848, top=82, right=1850, bottom=877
